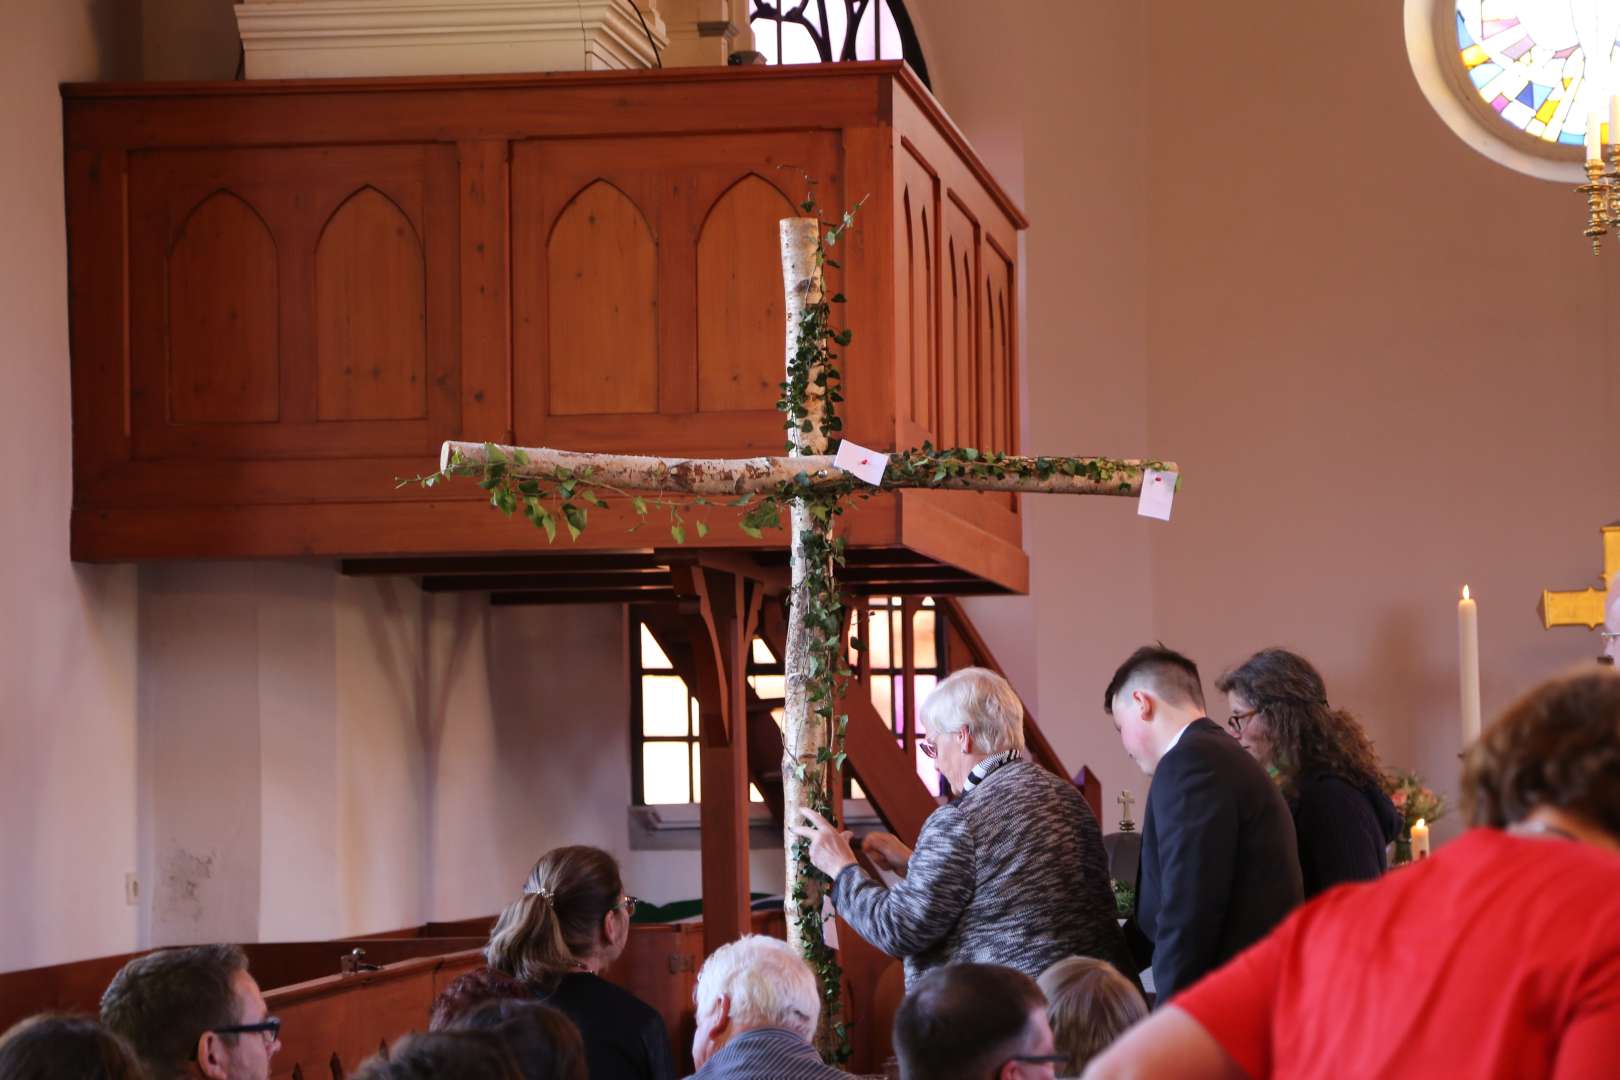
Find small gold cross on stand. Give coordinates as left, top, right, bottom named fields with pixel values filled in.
left=1117, top=789, right=1137, bottom=833
left=1540, top=524, right=1619, bottom=664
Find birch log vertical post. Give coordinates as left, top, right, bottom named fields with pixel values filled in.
left=780, top=215, right=828, bottom=962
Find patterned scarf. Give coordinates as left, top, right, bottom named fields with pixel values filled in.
left=961, top=748, right=1021, bottom=793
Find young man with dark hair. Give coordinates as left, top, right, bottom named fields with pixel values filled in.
left=893, top=963, right=1064, bottom=1080
left=1103, top=645, right=1302, bottom=1005
left=100, top=944, right=280, bottom=1080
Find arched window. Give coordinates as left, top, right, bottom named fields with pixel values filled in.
left=749, top=0, right=931, bottom=88
left=1407, top=0, right=1615, bottom=180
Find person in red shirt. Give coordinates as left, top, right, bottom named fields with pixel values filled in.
left=1084, top=666, right=1620, bottom=1080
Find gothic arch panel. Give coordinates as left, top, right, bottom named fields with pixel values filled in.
left=548, top=181, right=659, bottom=416
left=315, top=187, right=427, bottom=421
left=168, top=191, right=279, bottom=424
left=695, top=174, right=797, bottom=413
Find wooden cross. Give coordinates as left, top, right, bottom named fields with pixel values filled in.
left=1541, top=524, right=1619, bottom=661
left=434, top=214, right=1176, bottom=1050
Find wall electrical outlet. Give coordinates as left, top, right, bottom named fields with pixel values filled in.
left=124, top=873, right=140, bottom=907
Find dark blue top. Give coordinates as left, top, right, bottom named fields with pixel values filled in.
left=1292, top=772, right=1402, bottom=899
left=540, top=972, right=676, bottom=1080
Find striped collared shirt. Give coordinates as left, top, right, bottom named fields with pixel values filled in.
left=687, top=1027, right=845, bottom=1080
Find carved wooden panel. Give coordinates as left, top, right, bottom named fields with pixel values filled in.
left=67, top=67, right=1027, bottom=574
left=897, top=147, right=939, bottom=443
left=547, top=181, right=659, bottom=416
left=315, top=187, right=427, bottom=421
left=696, top=174, right=798, bottom=413
left=984, top=240, right=1014, bottom=454
left=168, top=191, right=279, bottom=424
left=127, top=144, right=457, bottom=462
left=512, top=131, right=839, bottom=455
left=941, top=199, right=978, bottom=451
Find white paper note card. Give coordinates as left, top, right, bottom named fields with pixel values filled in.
left=1137, top=469, right=1178, bottom=521
left=833, top=440, right=889, bottom=486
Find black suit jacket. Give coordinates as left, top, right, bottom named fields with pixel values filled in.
left=1128, top=718, right=1303, bottom=1004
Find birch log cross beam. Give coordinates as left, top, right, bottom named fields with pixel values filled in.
left=421, top=205, right=1178, bottom=1063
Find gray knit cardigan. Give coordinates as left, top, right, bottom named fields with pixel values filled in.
left=831, top=758, right=1132, bottom=987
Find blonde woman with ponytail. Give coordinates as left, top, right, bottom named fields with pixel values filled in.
left=485, top=846, right=675, bottom=1080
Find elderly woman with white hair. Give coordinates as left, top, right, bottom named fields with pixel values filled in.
left=793, top=666, right=1133, bottom=988
left=688, top=935, right=845, bottom=1080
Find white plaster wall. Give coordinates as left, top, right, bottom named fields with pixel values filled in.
left=433, top=603, right=781, bottom=921
left=0, top=0, right=141, bottom=975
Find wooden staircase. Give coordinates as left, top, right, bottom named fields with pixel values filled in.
left=644, top=592, right=1098, bottom=849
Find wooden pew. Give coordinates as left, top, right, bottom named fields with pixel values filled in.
left=0, top=909, right=794, bottom=1078
left=267, top=949, right=483, bottom=1080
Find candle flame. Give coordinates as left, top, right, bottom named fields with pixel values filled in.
left=1462, top=585, right=1471, bottom=601
left=1414, top=818, right=1426, bottom=829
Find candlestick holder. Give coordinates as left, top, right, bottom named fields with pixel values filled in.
left=1579, top=158, right=1610, bottom=256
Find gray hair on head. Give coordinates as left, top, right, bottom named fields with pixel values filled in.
left=921, top=667, right=1026, bottom=755
left=692, top=935, right=820, bottom=1042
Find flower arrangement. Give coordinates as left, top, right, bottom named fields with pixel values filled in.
left=1383, top=770, right=1445, bottom=837
left=1112, top=879, right=1136, bottom=920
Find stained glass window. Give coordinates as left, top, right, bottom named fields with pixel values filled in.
left=1456, top=2, right=1620, bottom=145
left=749, top=0, right=930, bottom=88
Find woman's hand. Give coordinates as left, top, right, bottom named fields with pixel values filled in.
left=860, top=831, right=914, bottom=876
left=789, top=807, right=859, bottom=880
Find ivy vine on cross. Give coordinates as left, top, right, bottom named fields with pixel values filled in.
left=408, top=193, right=1178, bottom=1063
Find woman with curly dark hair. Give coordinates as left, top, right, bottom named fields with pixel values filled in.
left=1215, top=648, right=1400, bottom=897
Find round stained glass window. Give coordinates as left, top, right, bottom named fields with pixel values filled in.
left=1456, top=2, right=1620, bottom=145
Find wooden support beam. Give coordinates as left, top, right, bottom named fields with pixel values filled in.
left=667, top=565, right=760, bottom=957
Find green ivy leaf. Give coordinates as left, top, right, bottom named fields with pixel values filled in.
left=562, top=503, right=587, bottom=540
left=695, top=520, right=709, bottom=539
left=671, top=523, right=686, bottom=544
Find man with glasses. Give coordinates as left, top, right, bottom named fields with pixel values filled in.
left=893, top=963, right=1066, bottom=1079
left=101, top=943, right=280, bottom=1079
left=1103, top=645, right=1302, bottom=1006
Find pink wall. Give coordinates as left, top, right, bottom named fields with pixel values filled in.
left=919, top=0, right=1620, bottom=839
left=918, top=0, right=1161, bottom=818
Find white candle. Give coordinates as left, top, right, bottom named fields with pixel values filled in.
left=1459, top=586, right=1482, bottom=747
left=1610, top=96, right=1620, bottom=148
left=1588, top=113, right=1605, bottom=162
left=1411, top=818, right=1431, bottom=860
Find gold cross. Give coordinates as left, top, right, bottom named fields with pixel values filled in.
left=1540, top=524, right=1620, bottom=630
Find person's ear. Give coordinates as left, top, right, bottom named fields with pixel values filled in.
left=195, top=1032, right=230, bottom=1079
left=1134, top=688, right=1153, bottom=722
left=712, top=992, right=732, bottom=1036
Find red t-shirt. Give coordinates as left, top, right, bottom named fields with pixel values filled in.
left=1176, top=829, right=1620, bottom=1079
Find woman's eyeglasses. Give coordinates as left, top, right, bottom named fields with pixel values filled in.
left=617, top=895, right=640, bottom=917
left=1226, top=708, right=1261, bottom=737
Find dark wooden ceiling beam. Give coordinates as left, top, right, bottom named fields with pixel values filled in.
left=489, top=587, right=676, bottom=606
left=342, top=552, right=663, bottom=576
left=421, top=571, right=669, bottom=593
